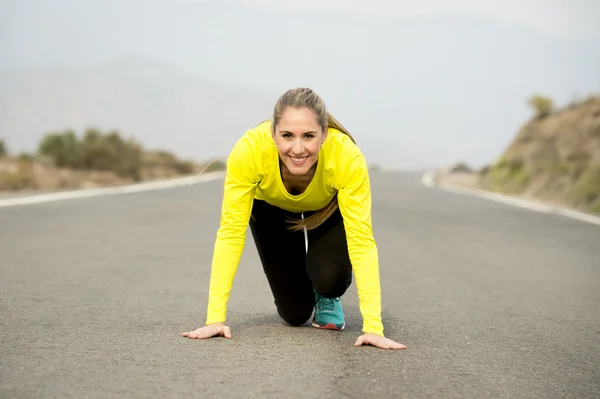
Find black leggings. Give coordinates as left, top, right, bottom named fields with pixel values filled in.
left=249, top=199, right=353, bottom=326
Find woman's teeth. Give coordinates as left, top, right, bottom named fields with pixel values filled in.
left=291, top=156, right=308, bottom=164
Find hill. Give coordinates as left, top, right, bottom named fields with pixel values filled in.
left=439, top=95, right=600, bottom=215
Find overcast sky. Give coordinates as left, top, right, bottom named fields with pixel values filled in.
left=4, top=0, right=600, bottom=42
left=2, top=0, right=599, bottom=69
left=237, top=0, right=600, bottom=40
left=1, top=0, right=598, bottom=168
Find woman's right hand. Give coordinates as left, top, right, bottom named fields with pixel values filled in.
left=181, top=322, right=232, bottom=339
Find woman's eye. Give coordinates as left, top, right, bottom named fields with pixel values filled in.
left=280, top=133, right=315, bottom=139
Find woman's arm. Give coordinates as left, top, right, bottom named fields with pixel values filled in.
left=205, top=133, right=259, bottom=326
left=336, top=150, right=384, bottom=337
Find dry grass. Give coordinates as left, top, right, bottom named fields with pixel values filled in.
left=0, top=155, right=225, bottom=195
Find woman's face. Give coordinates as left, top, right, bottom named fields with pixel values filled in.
left=272, top=107, right=327, bottom=176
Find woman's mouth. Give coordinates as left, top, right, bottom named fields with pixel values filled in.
left=290, top=155, right=309, bottom=165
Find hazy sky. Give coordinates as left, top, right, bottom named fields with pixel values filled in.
left=5, top=0, right=600, bottom=41
left=238, top=0, right=600, bottom=40
left=1, top=0, right=598, bottom=168
left=3, top=0, right=599, bottom=69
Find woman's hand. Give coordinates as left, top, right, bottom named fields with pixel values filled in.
left=354, top=333, right=407, bottom=350
left=182, top=322, right=232, bottom=339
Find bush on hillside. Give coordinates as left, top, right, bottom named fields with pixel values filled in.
left=80, top=129, right=143, bottom=180
left=528, top=95, right=554, bottom=118
left=1, top=128, right=227, bottom=192
left=0, top=139, right=7, bottom=157
left=18, top=152, right=36, bottom=161
left=479, top=164, right=492, bottom=175
left=450, top=161, right=472, bottom=173
left=142, top=150, right=195, bottom=175
left=38, top=128, right=144, bottom=181
left=38, top=130, right=83, bottom=168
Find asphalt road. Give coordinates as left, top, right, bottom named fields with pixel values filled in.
left=1, top=171, right=599, bottom=398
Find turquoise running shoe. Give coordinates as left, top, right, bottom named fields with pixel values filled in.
left=312, top=291, right=345, bottom=330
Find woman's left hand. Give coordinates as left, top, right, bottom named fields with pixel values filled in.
left=354, top=333, right=407, bottom=350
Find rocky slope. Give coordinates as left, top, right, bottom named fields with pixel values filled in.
left=437, top=97, right=600, bottom=214
left=474, top=96, right=600, bottom=215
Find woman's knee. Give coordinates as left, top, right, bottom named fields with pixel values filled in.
left=277, top=305, right=313, bottom=326
left=312, top=273, right=351, bottom=298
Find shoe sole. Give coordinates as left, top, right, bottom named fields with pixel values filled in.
left=312, top=321, right=345, bottom=331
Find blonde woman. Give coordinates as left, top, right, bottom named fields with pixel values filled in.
left=183, top=88, right=406, bottom=350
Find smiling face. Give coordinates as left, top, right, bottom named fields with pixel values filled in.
left=272, top=106, right=327, bottom=176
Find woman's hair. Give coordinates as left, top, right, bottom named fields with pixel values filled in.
left=271, top=87, right=357, bottom=232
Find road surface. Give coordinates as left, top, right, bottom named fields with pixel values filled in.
left=1, top=171, right=599, bottom=398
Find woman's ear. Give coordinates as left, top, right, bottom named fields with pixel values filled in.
left=271, top=131, right=278, bottom=147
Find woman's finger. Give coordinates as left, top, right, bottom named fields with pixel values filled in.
left=386, top=339, right=407, bottom=350
left=373, top=338, right=390, bottom=349
left=184, top=329, right=203, bottom=339
left=222, top=326, right=232, bottom=339
left=354, top=335, right=367, bottom=347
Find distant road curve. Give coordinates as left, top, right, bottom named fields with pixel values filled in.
left=422, top=170, right=600, bottom=227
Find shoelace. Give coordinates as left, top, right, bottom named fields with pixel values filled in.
left=317, top=296, right=337, bottom=312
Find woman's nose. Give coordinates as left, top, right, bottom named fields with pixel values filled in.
left=291, top=139, right=303, bottom=154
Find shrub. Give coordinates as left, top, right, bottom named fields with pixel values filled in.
left=173, top=160, right=195, bottom=174
left=37, top=128, right=143, bottom=181
left=450, top=161, right=472, bottom=173
left=142, top=150, right=195, bottom=176
left=528, top=95, right=554, bottom=118
left=80, top=129, right=143, bottom=180
left=38, top=130, right=82, bottom=168
left=18, top=153, right=35, bottom=161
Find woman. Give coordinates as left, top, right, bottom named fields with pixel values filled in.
left=182, top=87, right=406, bottom=350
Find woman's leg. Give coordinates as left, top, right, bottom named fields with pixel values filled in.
left=249, top=200, right=315, bottom=326
left=306, top=207, right=353, bottom=298
left=305, top=206, right=352, bottom=330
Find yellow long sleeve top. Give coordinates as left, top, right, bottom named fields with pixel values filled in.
left=205, top=121, right=384, bottom=336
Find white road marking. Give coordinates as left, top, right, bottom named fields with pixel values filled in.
left=0, top=171, right=225, bottom=209
left=421, top=171, right=600, bottom=227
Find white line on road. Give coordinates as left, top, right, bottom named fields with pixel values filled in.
left=421, top=171, right=600, bottom=227
left=0, top=171, right=225, bottom=209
